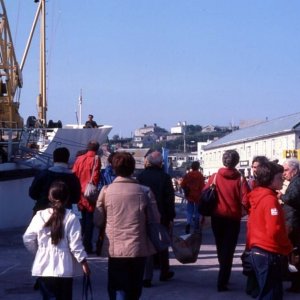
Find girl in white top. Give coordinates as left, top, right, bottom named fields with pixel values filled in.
left=23, top=180, right=90, bottom=299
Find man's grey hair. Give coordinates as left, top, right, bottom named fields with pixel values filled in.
left=146, top=151, right=163, bottom=166
left=284, top=158, right=300, bottom=172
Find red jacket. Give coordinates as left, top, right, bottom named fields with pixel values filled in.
left=205, top=167, right=249, bottom=219
left=181, top=170, right=205, bottom=203
left=73, top=151, right=101, bottom=212
left=247, top=187, right=292, bottom=255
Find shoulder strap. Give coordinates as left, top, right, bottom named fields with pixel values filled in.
left=89, top=156, right=98, bottom=183
left=211, top=173, right=217, bottom=186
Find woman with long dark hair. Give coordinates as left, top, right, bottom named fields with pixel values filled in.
left=23, top=180, right=90, bottom=299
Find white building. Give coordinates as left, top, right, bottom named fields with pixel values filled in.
left=197, top=140, right=212, bottom=167
left=202, top=112, right=300, bottom=177
left=133, top=123, right=167, bottom=148
left=170, top=121, right=186, bottom=134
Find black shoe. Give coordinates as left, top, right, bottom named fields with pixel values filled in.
left=143, top=279, right=152, bottom=288
left=160, top=271, right=175, bottom=281
left=185, top=224, right=190, bottom=234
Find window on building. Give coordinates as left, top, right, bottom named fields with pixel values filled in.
left=247, top=146, right=251, bottom=158
left=272, top=139, right=275, bottom=156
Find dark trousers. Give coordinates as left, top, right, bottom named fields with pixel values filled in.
left=144, top=249, right=170, bottom=280
left=38, top=277, right=73, bottom=300
left=108, top=257, right=146, bottom=300
left=250, top=247, right=284, bottom=300
left=211, top=215, right=240, bottom=288
left=80, top=210, right=94, bottom=253
left=159, top=248, right=170, bottom=275
left=288, top=227, right=300, bottom=288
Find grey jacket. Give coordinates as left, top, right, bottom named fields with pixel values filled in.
left=282, top=174, right=300, bottom=229
left=94, top=176, right=159, bottom=257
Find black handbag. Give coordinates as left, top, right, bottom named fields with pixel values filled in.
left=82, top=274, right=93, bottom=300
left=147, top=222, right=171, bottom=252
left=198, top=174, right=218, bottom=216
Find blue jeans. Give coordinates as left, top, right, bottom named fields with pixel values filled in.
left=250, top=247, right=284, bottom=300
left=186, top=201, right=200, bottom=230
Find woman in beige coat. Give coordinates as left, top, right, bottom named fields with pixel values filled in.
left=94, top=152, right=160, bottom=300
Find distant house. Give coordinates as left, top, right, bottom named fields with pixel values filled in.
left=132, top=123, right=168, bottom=148
left=116, top=148, right=151, bottom=170
left=201, top=125, right=215, bottom=133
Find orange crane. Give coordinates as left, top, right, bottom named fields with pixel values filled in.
left=0, top=0, right=23, bottom=128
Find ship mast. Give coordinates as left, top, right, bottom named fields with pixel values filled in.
left=20, top=0, right=47, bottom=126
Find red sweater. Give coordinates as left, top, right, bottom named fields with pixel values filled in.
left=181, top=170, right=205, bottom=203
left=247, top=187, right=292, bottom=255
left=205, top=167, right=249, bottom=219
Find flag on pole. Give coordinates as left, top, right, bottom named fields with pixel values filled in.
left=162, top=147, right=170, bottom=174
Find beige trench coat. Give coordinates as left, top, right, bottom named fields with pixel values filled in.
left=94, top=176, right=160, bottom=257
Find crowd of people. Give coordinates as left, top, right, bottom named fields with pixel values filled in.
left=23, top=141, right=300, bottom=300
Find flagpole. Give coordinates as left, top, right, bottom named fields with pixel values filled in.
left=79, top=89, right=82, bottom=126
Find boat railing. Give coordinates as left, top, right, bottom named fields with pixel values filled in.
left=0, top=127, right=22, bottom=163
left=17, top=145, right=53, bottom=168
left=0, top=127, right=53, bottom=167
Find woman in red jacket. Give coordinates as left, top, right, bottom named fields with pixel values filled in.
left=248, top=161, right=292, bottom=300
left=205, top=150, right=249, bottom=292
left=181, top=161, right=205, bottom=233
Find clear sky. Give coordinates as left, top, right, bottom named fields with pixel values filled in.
left=5, top=0, right=300, bottom=137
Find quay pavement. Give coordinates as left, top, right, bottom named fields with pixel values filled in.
left=0, top=199, right=299, bottom=300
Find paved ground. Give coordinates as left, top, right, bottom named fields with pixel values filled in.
left=0, top=201, right=299, bottom=299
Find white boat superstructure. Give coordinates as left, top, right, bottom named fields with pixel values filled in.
left=22, top=125, right=112, bottom=167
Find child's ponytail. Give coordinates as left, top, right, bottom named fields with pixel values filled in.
left=44, top=180, right=70, bottom=245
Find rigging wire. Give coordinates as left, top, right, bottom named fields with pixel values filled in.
left=13, top=0, right=21, bottom=48
left=46, top=0, right=61, bottom=100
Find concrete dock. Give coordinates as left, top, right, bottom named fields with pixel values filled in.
left=0, top=202, right=299, bottom=299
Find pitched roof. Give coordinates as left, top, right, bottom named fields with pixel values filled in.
left=204, top=112, right=300, bottom=150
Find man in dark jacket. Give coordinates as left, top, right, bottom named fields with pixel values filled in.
left=137, top=151, right=176, bottom=287
left=280, top=158, right=300, bottom=293
left=29, top=147, right=81, bottom=214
